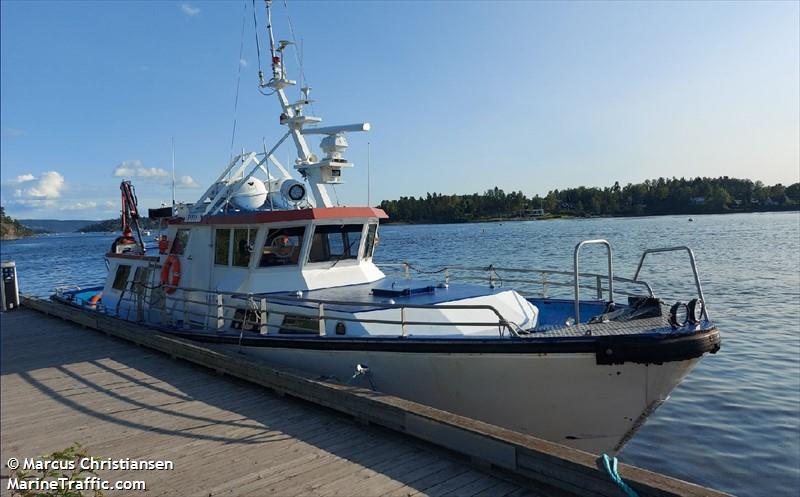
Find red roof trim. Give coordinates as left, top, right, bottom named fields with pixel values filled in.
left=198, top=207, right=388, bottom=225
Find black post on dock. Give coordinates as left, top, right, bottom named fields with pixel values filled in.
left=0, top=261, right=19, bottom=312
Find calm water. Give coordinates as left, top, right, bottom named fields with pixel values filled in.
left=2, top=211, right=798, bottom=496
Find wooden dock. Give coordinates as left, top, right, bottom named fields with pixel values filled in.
left=1, top=299, right=733, bottom=497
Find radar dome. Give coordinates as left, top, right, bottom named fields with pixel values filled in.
left=231, top=179, right=268, bottom=210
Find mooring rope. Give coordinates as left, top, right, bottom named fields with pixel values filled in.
left=599, top=454, right=640, bottom=497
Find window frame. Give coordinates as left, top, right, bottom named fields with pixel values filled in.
left=306, top=223, right=366, bottom=266
left=363, top=223, right=379, bottom=260
left=170, top=229, right=191, bottom=255
left=131, top=266, right=151, bottom=295
left=258, top=225, right=308, bottom=268
left=112, top=264, right=131, bottom=291
left=232, top=228, right=257, bottom=268
left=214, top=228, right=232, bottom=266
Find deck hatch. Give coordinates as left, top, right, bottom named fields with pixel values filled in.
left=371, top=281, right=437, bottom=297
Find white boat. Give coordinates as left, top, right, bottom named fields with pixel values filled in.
left=54, top=1, right=719, bottom=455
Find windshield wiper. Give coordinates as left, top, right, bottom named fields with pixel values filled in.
left=330, top=236, right=360, bottom=268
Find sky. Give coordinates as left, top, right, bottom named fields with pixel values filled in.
left=1, top=0, right=798, bottom=220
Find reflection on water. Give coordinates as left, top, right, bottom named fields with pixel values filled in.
left=2, top=212, right=798, bottom=496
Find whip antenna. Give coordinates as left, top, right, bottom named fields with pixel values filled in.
left=171, top=137, right=176, bottom=208
left=266, top=0, right=276, bottom=60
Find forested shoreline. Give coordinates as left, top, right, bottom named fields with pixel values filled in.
left=0, top=206, right=35, bottom=240
left=379, top=177, right=800, bottom=224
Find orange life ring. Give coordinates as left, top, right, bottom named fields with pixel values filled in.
left=160, top=255, right=181, bottom=294
left=88, top=291, right=103, bottom=308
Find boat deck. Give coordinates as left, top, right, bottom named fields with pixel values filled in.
left=527, top=299, right=713, bottom=338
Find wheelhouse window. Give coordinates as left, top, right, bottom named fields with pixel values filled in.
left=260, top=227, right=306, bottom=267
left=112, top=264, right=131, bottom=291
left=170, top=229, right=190, bottom=255
left=132, top=267, right=150, bottom=295
left=232, top=228, right=256, bottom=267
left=308, top=224, right=364, bottom=264
left=364, top=224, right=378, bottom=260
left=214, top=229, right=231, bottom=265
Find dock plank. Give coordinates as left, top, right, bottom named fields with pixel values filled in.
left=1, top=309, right=528, bottom=496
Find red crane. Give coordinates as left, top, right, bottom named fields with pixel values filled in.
left=111, top=180, right=145, bottom=254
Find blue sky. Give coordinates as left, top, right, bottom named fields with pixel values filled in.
left=1, top=0, right=798, bottom=220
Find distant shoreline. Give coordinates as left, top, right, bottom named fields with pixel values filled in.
left=380, top=206, right=800, bottom=225
left=3, top=206, right=797, bottom=236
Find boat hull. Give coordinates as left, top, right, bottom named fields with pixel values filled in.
left=221, top=343, right=700, bottom=454
left=52, top=290, right=719, bottom=454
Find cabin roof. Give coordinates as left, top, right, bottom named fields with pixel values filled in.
left=170, top=207, right=388, bottom=226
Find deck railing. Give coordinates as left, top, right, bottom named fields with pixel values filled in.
left=378, top=241, right=708, bottom=324
left=108, top=278, right=525, bottom=338
left=377, top=262, right=654, bottom=302
left=76, top=240, right=708, bottom=338
left=633, top=245, right=710, bottom=320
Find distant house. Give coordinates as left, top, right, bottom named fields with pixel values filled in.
left=519, top=208, right=545, bottom=217
left=689, top=196, right=706, bottom=205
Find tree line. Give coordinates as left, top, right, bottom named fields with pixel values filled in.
left=378, top=177, right=800, bottom=223
left=0, top=206, right=35, bottom=240
left=79, top=217, right=161, bottom=233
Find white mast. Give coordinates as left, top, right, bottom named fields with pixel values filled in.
left=171, top=137, right=176, bottom=208
left=187, top=0, right=371, bottom=219
left=262, top=0, right=369, bottom=208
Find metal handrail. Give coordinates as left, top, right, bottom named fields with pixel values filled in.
left=377, top=263, right=654, bottom=298
left=633, top=246, right=710, bottom=320
left=573, top=240, right=614, bottom=324
left=265, top=293, right=521, bottom=335
left=108, top=242, right=708, bottom=337
left=114, top=279, right=524, bottom=337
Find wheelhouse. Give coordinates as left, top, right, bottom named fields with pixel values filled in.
left=101, top=208, right=388, bottom=318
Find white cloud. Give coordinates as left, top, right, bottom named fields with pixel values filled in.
left=104, top=201, right=116, bottom=209
left=180, top=3, right=200, bottom=16
left=113, top=160, right=169, bottom=179
left=239, top=58, right=248, bottom=67
left=177, top=175, right=200, bottom=189
left=4, top=171, right=65, bottom=209
left=60, top=201, right=97, bottom=211
left=16, top=171, right=65, bottom=199
left=11, top=199, right=57, bottom=209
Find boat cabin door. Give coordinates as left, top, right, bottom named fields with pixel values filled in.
left=169, top=227, right=212, bottom=291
